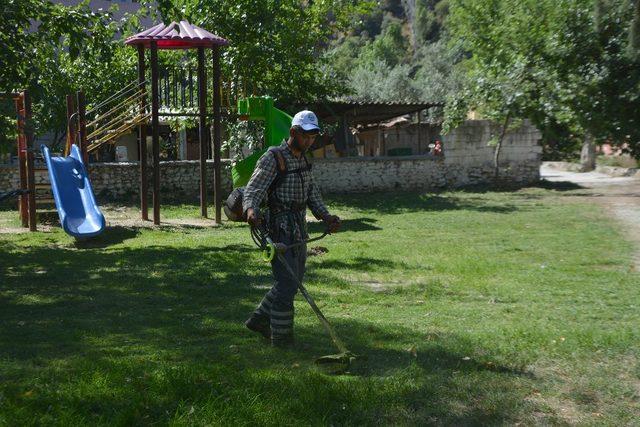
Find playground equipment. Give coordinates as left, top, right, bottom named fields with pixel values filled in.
left=41, top=144, right=105, bottom=238
left=232, top=96, right=293, bottom=188
left=63, top=21, right=228, bottom=225
left=123, top=21, right=227, bottom=224
left=2, top=21, right=229, bottom=232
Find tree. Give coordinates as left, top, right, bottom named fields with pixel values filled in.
left=323, top=1, right=460, bottom=104
left=323, top=35, right=368, bottom=81
left=348, top=60, right=421, bottom=102
left=358, top=17, right=408, bottom=67
left=0, top=0, right=146, bottom=152
left=445, top=0, right=549, bottom=175
left=411, top=0, right=449, bottom=45
left=413, top=38, right=465, bottom=102
left=447, top=0, right=640, bottom=168
left=154, top=0, right=375, bottom=105
left=630, top=0, right=640, bottom=61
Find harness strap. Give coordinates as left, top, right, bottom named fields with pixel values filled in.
left=266, top=146, right=311, bottom=202
left=266, top=146, right=311, bottom=237
left=271, top=146, right=287, bottom=173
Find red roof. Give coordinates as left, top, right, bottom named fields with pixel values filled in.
left=125, top=21, right=228, bottom=49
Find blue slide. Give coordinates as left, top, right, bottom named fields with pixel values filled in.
left=41, top=144, right=105, bottom=238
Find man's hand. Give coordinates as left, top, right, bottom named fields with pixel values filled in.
left=322, top=214, right=341, bottom=233
left=246, top=208, right=262, bottom=227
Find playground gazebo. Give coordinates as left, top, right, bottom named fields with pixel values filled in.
left=125, top=21, right=228, bottom=225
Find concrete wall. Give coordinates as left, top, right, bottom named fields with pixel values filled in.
left=0, top=120, right=542, bottom=201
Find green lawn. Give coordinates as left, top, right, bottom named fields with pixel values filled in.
left=0, top=187, right=638, bottom=425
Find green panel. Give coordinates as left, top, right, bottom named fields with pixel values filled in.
left=231, top=96, right=293, bottom=188
left=268, top=107, right=292, bottom=147
left=231, top=149, right=265, bottom=188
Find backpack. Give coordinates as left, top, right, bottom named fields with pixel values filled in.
left=223, top=146, right=311, bottom=222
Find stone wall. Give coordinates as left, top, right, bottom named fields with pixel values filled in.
left=442, top=119, right=542, bottom=187
left=0, top=165, right=21, bottom=196
left=88, top=160, right=235, bottom=201
left=0, top=160, right=235, bottom=203
left=313, top=119, right=541, bottom=192
left=0, top=120, right=542, bottom=200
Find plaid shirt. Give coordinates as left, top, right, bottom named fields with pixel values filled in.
left=243, top=141, right=329, bottom=240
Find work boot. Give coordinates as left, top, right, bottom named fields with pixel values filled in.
left=245, top=314, right=270, bottom=339
left=270, top=333, right=294, bottom=348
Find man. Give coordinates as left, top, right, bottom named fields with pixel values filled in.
left=242, top=110, right=341, bottom=347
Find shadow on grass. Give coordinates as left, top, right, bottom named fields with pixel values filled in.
left=308, top=217, right=382, bottom=234
left=534, top=179, right=584, bottom=191
left=315, top=257, right=401, bottom=272
left=0, top=238, right=545, bottom=424
left=326, top=192, right=521, bottom=215
left=455, top=179, right=586, bottom=193
left=73, top=226, right=141, bottom=248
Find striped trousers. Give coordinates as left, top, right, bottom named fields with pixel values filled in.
left=253, top=232, right=307, bottom=340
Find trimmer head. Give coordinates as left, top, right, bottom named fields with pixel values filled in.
left=315, top=351, right=357, bottom=374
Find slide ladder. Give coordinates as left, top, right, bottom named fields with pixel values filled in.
left=67, top=80, right=150, bottom=157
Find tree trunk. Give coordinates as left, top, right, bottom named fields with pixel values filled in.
left=494, top=113, right=511, bottom=180
left=580, top=133, right=596, bottom=172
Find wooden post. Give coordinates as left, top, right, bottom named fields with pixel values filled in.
left=197, top=47, right=208, bottom=218
left=212, top=46, right=222, bottom=224
left=76, top=91, right=88, bottom=166
left=65, top=95, right=76, bottom=156
left=342, top=115, right=349, bottom=157
left=417, top=110, right=422, bottom=155
left=382, top=129, right=386, bottom=156
left=150, top=41, right=161, bottom=225
left=137, top=45, right=149, bottom=221
left=15, top=94, right=28, bottom=227
left=23, top=91, right=36, bottom=232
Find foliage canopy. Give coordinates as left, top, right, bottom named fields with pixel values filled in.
left=447, top=0, right=640, bottom=158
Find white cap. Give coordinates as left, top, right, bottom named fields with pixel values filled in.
left=291, top=110, right=321, bottom=132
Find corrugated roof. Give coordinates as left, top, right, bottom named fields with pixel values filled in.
left=125, top=21, right=228, bottom=50
left=292, top=100, right=443, bottom=126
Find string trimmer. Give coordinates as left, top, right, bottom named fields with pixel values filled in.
left=250, top=222, right=357, bottom=373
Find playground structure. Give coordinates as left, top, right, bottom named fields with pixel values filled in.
left=2, top=21, right=230, bottom=233
left=3, top=22, right=309, bottom=233
left=0, top=90, right=105, bottom=237
left=63, top=21, right=229, bottom=224
left=119, top=21, right=228, bottom=224
left=64, top=21, right=228, bottom=225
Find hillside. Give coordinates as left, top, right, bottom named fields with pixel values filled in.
left=323, top=0, right=462, bottom=104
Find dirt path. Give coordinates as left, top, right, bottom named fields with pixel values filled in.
left=541, top=164, right=640, bottom=271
